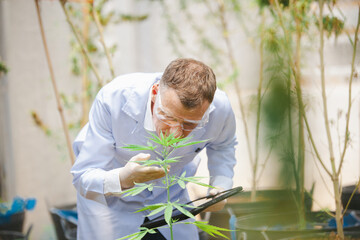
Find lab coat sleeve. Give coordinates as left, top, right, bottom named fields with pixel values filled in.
left=71, top=91, right=123, bottom=205
left=206, top=100, right=237, bottom=190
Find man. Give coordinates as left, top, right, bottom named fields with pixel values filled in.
left=71, top=58, right=237, bottom=240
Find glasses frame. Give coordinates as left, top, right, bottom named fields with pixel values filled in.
left=153, top=88, right=210, bottom=131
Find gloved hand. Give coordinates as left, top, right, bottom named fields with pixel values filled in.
left=119, top=153, right=167, bottom=189
left=204, top=187, right=227, bottom=212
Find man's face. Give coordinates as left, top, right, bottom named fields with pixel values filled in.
left=151, top=84, right=210, bottom=138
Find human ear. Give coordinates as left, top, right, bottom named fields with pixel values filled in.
left=151, top=84, right=159, bottom=102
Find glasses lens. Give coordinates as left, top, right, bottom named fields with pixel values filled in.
left=154, top=89, right=209, bottom=131
left=182, top=122, right=199, bottom=131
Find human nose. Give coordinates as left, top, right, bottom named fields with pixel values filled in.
left=169, top=125, right=183, bottom=138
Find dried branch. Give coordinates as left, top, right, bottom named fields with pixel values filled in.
left=337, top=6, right=360, bottom=176
left=60, top=0, right=103, bottom=86
left=34, top=0, right=75, bottom=165
left=80, top=1, right=90, bottom=127
left=317, top=0, right=345, bottom=237
left=217, top=0, right=254, bottom=170
left=318, top=0, right=336, bottom=176
left=91, top=2, right=115, bottom=79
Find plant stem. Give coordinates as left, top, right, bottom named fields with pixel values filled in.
left=34, top=0, right=75, bottom=165
left=318, top=0, right=336, bottom=182
left=253, top=12, right=266, bottom=201
left=292, top=0, right=306, bottom=228
left=338, top=6, right=360, bottom=176
left=91, top=3, right=115, bottom=79
left=80, top=1, right=90, bottom=127
left=272, top=0, right=307, bottom=228
left=60, top=0, right=103, bottom=87
left=318, top=0, right=343, bottom=238
left=217, top=0, right=256, bottom=201
left=164, top=146, right=174, bottom=240
left=271, top=0, right=332, bottom=177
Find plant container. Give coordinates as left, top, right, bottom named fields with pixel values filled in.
left=234, top=210, right=360, bottom=240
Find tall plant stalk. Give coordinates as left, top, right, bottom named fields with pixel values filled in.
left=271, top=0, right=311, bottom=228
left=80, top=1, right=90, bottom=127
left=293, top=0, right=306, bottom=228
left=216, top=1, right=253, bottom=179
left=34, top=0, right=75, bottom=165
left=273, top=0, right=360, bottom=238
left=60, top=0, right=104, bottom=87
left=90, top=2, right=116, bottom=79
left=217, top=0, right=271, bottom=201
left=317, top=1, right=344, bottom=237
left=118, top=132, right=229, bottom=240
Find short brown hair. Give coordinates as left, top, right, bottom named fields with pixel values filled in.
left=160, top=58, right=216, bottom=109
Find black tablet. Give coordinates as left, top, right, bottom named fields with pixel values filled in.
left=141, top=186, right=243, bottom=229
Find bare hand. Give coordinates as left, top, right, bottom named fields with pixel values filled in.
left=119, top=153, right=167, bottom=189
left=204, top=187, right=227, bottom=212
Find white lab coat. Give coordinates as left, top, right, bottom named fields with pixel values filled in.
left=71, top=73, right=237, bottom=240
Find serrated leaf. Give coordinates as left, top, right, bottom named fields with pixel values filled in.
left=163, top=157, right=180, bottom=164
left=180, top=177, right=214, bottom=188
left=136, top=160, right=162, bottom=166
left=147, top=229, right=156, bottom=234
left=147, top=205, right=167, bottom=217
left=178, top=203, right=197, bottom=209
left=189, top=221, right=230, bottom=239
left=174, top=139, right=208, bottom=149
left=178, top=180, right=186, bottom=189
left=173, top=203, right=195, bottom=219
left=122, top=183, right=148, bottom=197
left=116, top=232, right=139, bottom=240
left=159, top=131, right=166, bottom=146
left=116, top=229, right=147, bottom=240
left=164, top=132, right=178, bottom=146
left=121, top=144, right=155, bottom=151
left=170, top=136, right=192, bottom=148
left=130, top=230, right=148, bottom=240
left=135, top=203, right=164, bottom=213
left=147, top=131, right=162, bottom=145
left=164, top=204, right=173, bottom=226
left=168, top=176, right=177, bottom=187
left=167, top=135, right=187, bottom=146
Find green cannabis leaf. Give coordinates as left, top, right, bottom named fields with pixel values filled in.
left=118, top=132, right=227, bottom=240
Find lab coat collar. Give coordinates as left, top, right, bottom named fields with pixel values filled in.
left=121, top=75, right=160, bottom=124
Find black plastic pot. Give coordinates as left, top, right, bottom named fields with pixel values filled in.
left=342, top=185, right=360, bottom=211
left=0, top=211, right=25, bottom=232
left=0, top=225, right=32, bottom=240
left=0, top=231, right=28, bottom=240
left=235, top=211, right=360, bottom=240
left=49, top=203, right=77, bottom=240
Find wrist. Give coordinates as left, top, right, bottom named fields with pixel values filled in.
left=118, top=168, right=134, bottom=189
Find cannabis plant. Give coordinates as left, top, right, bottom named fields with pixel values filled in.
left=118, top=132, right=229, bottom=240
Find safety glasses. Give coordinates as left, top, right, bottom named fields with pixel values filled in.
left=153, top=88, right=210, bottom=131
